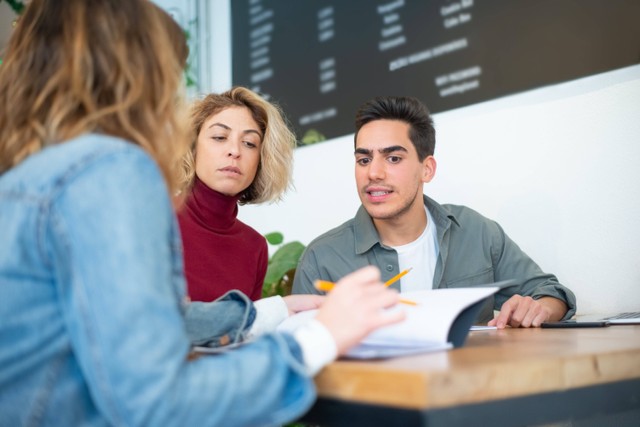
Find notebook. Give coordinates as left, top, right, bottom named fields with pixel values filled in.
left=277, top=285, right=508, bottom=359
left=577, top=311, right=640, bottom=325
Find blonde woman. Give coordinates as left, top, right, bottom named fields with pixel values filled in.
left=178, top=87, right=295, bottom=302
left=0, top=1, right=404, bottom=425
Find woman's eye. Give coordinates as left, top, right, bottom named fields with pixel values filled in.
left=243, top=141, right=257, bottom=149
left=212, top=136, right=226, bottom=142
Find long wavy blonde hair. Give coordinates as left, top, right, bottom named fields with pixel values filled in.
left=180, top=87, right=296, bottom=205
left=0, top=0, right=189, bottom=194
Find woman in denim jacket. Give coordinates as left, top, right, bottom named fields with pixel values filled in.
left=0, top=1, right=404, bottom=426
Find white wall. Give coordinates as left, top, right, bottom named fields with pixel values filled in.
left=208, top=1, right=640, bottom=316
left=0, top=2, right=18, bottom=54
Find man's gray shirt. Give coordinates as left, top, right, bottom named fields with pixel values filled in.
left=292, top=195, right=576, bottom=323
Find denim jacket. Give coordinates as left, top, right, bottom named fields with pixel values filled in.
left=0, top=134, right=315, bottom=426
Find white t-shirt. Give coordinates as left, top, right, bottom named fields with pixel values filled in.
left=390, top=206, right=439, bottom=292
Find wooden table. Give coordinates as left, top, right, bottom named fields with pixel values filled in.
left=301, top=325, right=640, bottom=426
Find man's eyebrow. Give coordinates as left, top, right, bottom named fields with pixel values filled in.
left=355, top=145, right=408, bottom=155
left=380, top=145, right=408, bottom=154
left=354, top=148, right=372, bottom=155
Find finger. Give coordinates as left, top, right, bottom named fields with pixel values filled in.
left=530, top=314, right=543, bottom=328
left=296, top=295, right=325, bottom=311
left=530, top=310, right=549, bottom=328
left=360, top=283, right=399, bottom=300
left=284, top=295, right=325, bottom=313
left=383, top=290, right=401, bottom=309
left=306, top=295, right=325, bottom=308
left=494, top=301, right=516, bottom=329
left=520, top=303, right=541, bottom=328
left=368, top=308, right=406, bottom=330
left=337, top=265, right=381, bottom=286
left=510, top=297, right=536, bottom=328
left=378, top=289, right=402, bottom=310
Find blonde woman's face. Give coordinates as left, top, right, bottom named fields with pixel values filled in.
left=195, top=106, right=262, bottom=197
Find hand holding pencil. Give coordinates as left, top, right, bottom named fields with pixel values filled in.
left=313, top=266, right=406, bottom=355
left=315, top=268, right=417, bottom=305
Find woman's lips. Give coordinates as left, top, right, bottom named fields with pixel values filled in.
left=219, top=166, right=241, bottom=175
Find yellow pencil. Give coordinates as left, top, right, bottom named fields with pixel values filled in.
left=397, top=298, right=418, bottom=306
left=384, top=268, right=412, bottom=287
left=314, top=279, right=417, bottom=306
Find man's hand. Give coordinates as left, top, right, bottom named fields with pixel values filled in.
left=488, top=296, right=568, bottom=328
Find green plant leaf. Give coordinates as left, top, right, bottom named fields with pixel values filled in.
left=262, top=234, right=305, bottom=297
left=264, top=260, right=295, bottom=287
left=264, top=242, right=304, bottom=284
left=269, top=241, right=305, bottom=265
left=264, top=232, right=284, bottom=245
left=5, top=0, right=26, bottom=14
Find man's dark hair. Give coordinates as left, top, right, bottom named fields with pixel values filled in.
left=354, top=96, right=435, bottom=160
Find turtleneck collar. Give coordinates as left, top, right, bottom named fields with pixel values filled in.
left=185, top=176, right=240, bottom=231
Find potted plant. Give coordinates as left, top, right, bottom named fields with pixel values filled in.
left=262, top=232, right=305, bottom=298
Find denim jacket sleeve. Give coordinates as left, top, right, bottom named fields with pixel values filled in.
left=47, top=144, right=315, bottom=426
left=184, top=290, right=257, bottom=347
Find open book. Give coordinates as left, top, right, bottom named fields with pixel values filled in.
left=278, top=282, right=513, bottom=359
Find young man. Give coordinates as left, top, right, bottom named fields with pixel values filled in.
left=292, top=96, right=576, bottom=328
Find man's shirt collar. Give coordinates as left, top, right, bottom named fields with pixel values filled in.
left=352, top=194, right=460, bottom=254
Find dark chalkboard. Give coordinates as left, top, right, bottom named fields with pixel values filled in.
left=231, top=0, right=640, bottom=145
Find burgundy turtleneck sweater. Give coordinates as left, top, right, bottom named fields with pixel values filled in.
left=177, top=177, right=267, bottom=302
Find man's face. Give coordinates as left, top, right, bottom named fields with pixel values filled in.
left=354, top=119, right=433, bottom=222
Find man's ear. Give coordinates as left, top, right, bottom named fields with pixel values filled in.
left=422, top=155, right=437, bottom=183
